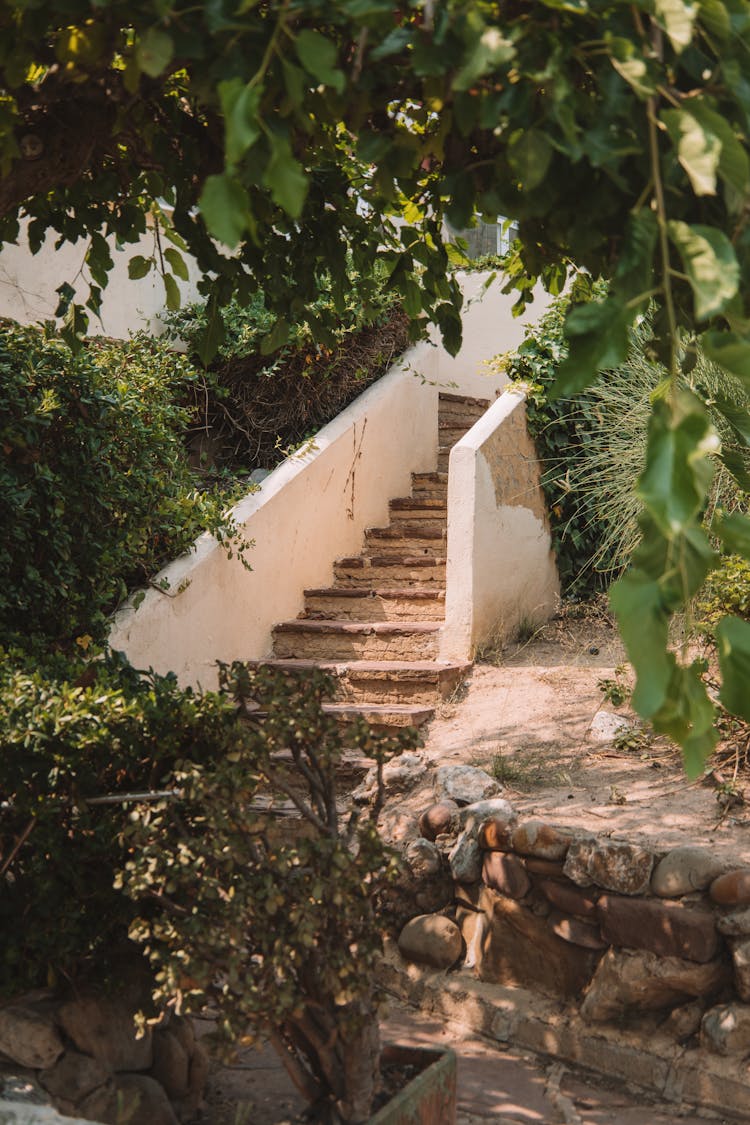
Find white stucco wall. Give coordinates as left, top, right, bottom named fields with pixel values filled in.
left=0, top=220, right=200, bottom=337
left=441, top=388, right=560, bottom=661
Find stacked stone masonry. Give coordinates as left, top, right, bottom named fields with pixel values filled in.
left=393, top=784, right=750, bottom=1117
left=0, top=986, right=207, bottom=1124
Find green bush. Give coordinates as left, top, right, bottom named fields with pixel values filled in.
left=0, top=649, right=252, bottom=996
left=500, top=295, right=750, bottom=597
left=0, top=323, right=249, bottom=649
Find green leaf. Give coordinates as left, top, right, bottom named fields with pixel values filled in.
left=667, top=221, right=740, bottom=319
left=712, top=393, right=750, bottom=447
left=128, top=255, right=153, bottom=280
left=651, top=662, right=717, bottom=777
left=614, top=209, right=658, bottom=302
left=698, top=0, right=731, bottom=39
left=654, top=0, right=696, bottom=52
left=281, top=59, right=305, bottom=107
left=717, top=615, right=750, bottom=721
left=136, top=28, right=174, bottom=78
left=164, top=247, right=189, bottom=282
left=713, top=510, right=750, bottom=558
left=609, top=570, right=672, bottom=716
left=608, top=37, right=657, bottom=99
left=295, top=30, right=344, bottom=93
left=218, top=78, right=262, bottom=166
left=199, top=174, right=252, bottom=248
left=637, top=392, right=716, bottom=537
left=263, top=134, right=308, bottom=219
left=508, top=129, right=553, bottom=190
left=701, top=329, right=750, bottom=384
left=553, top=297, right=632, bottom=397
left=163, top=273, right=181, bottom=312
left=452, top=26, right=515, bottom=92
left=197, top=293, right=226, bottom=368
left=718, top=447, right=750, bottom=492
left=54, top=282, right=75, bottom=318
left=260, top=317, right=290, bottom=355
left=662, top=107, right=721, bottom=195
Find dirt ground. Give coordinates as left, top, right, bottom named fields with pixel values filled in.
left=388, top=600, right=750, bottom=864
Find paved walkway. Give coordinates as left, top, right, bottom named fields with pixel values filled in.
left=202, top=1002, right=727, bottom=1124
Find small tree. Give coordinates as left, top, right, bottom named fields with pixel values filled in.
left=118, top=664, right=417, bottom=1124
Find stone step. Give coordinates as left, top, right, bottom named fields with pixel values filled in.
left=389, top=496, right=447, bottom=514
left=364, top=526, right=446, bottom=556
left=437, top=447, right=452, bottom=473
left=438, top=391, right=491, bottom=410
left=302, top=587, right=445, bottom=621
left=333, top=555, right=446, bottom=587
left=272, top=620, right=441, bottom=660
left=411, top=471, right=448, bottom=494
left=242, top=659, right=470, bottom=704
left=323, top=701, right=434, bottom=733
left=440, top=422, right=479, bottom=447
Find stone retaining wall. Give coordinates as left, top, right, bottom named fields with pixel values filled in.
left=0, top=984, right=207, bottom=1124
left=389, top=775, right=750, bottom=1118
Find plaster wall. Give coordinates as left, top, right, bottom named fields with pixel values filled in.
left=441, top=389, right=559, bottom=661
left=0, top=221, right=200, bottom=337
left=109, top=342, right=441, bottom=687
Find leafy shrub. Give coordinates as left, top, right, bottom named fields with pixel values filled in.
left=119, top=663, right=417, bottom=1122
left=695, top=555, right=750, bottom=635
left=166, top=268, right=412, bottom=479
left=0, top=323, right=249, bottom=648
left=500, top=295, right=750, bottom=597
left=0, top=649, right=251, bottom=996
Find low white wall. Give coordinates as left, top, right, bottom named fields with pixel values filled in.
left=109, top=342, right=441, bottom=687
left=441, top=389, right=560, bottom=661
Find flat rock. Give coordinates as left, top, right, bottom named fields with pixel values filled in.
left=397, top=914, right=463, bottom=970
left=417, top=802, right=458, bottom=841
left=565, top=838, right=654, bottom=896
left=581, top=948, right=728, bottom=1023
left=476, top=890, right=600, bottom=999
left=39, top=1052, right=110, bottom=1104
left=537, top=878, right=599, bottom=919
left=710, top=868, right=750, bottom=906
left=448, top=830, right=483, bottom=885
left=0, top=1009, right=64, bottom=1071
left=482, top=852, right=530, bottom=899
left=57, top=996, right=153, bottom=1073
left=434, top=766, right=501, bottom=806
left=731, top=938, right=750, bottom=1003
left=510, top=820, right=572, bottom=861
left=598, top=895, right=720, bottom=963
left=701, top=1003, right=750, bottom=1055
left=717, top=906, right=750, bottom=937
left=404, top=838, right=442, bottom=880
left=651, top=846, right=725, bottom=898
left=355, top=752, right=425, bottom=800
left=589, top=711, right=631, bottom=741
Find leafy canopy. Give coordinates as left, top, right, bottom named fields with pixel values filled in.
left=5, top=0, right=750, bottom=768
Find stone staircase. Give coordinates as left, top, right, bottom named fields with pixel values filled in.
left=256, top=393, right=490, bottom=736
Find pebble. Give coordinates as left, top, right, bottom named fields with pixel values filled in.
left=710, top=868, right=750, bottom=906
left=651, top=846, right=725, bottom=898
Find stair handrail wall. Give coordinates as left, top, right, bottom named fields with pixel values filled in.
left=440, top=388, right=560, bottom=662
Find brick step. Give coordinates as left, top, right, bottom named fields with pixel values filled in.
left=302, top=587, right=445, bottom=622
left=440, top=422, right=480, bottom=447
left=243, top=659, right=469, bottom=704
left=437, top=447, right=452, bottom=473
left=333, top=555, right=446, bottom=587
left=364, top=526, right=446, bottom=556
left=323, top=702, right=434, bottom=733
left=411, top=472, right=448, bottom=499
left=389, top=496, right=447, bottom=513
left=272, top=620, right=440, bottom=660
left=438, top=391, right=491, bottom=409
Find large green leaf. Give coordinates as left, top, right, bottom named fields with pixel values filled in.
left=717, top=615, right=750, bottom=721
left=264, top=134, right=308, bottom=219
left=701, top=329, right=750, bottom=384
left=609, top=569, right=672, bottom=716
left=714, top=510, right=750, bottom=559
left=198, top=174, right=252, bottom=248
left=651, top=662, right=717, bottom=777
left=452, top=26, right=515, bottom=91
left=508, top=129, right=553, bottom=190
left=654, top=0, right=696, bottom=51
left=295, top=29, right=344, bottom=93
left=637, top=393, right=716, bottom=537
left=667, top=221, right=740, bottom=319
left=608, top=37, right=657, bottom=99
left=553, top=297, right=632, bottom=397
left=136, top=28, right=174, bottom=78
left=219, top=78, right=262, bottom=166
left=614, top=209, right=658, bottom=302
left=662, top=107, right=721, bottom=195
